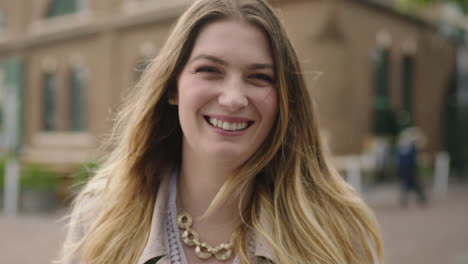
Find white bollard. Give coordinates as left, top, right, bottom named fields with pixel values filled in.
left=4, top=157, right=19, bottom=217
left=433, top=151, right=450, bottom=197
left=347, top=156, right=362, bottom=194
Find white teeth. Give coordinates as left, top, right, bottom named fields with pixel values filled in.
left=208, top=117, right=249, bottom=131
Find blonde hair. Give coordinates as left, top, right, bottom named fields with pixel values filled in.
left=59, top=0, right=384, bottom=263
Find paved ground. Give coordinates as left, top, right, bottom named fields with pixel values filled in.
left=365, top=182, right=468, bottom=264
left=0, top=210, right=67, bottom=264
left=1, top=182, right=467, bottom=264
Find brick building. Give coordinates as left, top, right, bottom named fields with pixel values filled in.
left=0, top=0, right=460, bottom=174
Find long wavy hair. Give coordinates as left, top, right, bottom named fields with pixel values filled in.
left=59, top=0, right=384, bottom=263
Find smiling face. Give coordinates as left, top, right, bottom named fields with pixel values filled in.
left=176, top=19, right=278, bottom=167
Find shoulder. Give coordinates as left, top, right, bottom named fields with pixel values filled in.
left=65, top=178, right=107, bottom=244
left=59, top=185, right=105, bottom=264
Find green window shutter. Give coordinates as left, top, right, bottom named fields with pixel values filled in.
left=373, top=48, right=390, bottom=110
left=46, top=0, right=78, bottom=18
left=0, top=9, right=6, bottom=29
left=445, top=73, right=458, bottom=169
left=372, top=48, right=396, bottom=136
left=69, top=69, right=86, bottom=131
left=43, top=72, right=57, bottom=131
left=402, top=55, right=414, bottom=117
left=1, top=57, right=24, bottom=154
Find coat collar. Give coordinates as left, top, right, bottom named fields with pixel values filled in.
left=137, top=171, right=275, bottom=264
left=137, top=172, right=171, bottom=264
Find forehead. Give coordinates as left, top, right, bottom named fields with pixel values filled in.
left=189, top=19, right=273, bottom=64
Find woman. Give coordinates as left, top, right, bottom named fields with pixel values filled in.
left=59, top=0, right=383, bottom=263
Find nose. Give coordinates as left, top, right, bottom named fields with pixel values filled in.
left=218, top=77, right=248, bottom=111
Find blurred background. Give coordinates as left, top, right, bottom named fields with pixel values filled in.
left=0, top=0, right=467, bottom=263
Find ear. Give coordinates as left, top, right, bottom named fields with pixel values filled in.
left=167, top=89, right=178, bottom=105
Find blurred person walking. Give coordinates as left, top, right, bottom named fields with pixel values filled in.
left=397, top=125, right=427, bottom=207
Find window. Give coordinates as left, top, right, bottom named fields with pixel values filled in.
left=68, top=68, right=87, bottom=131
left=46, top=0, right=87, bottom=18
left=42, top=72, right=58, bottom=131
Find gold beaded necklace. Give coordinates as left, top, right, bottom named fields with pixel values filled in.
left=177, top=209, right=234, bottom=261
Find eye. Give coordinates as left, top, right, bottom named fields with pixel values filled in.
left=195, top=66, right=220, bottom=74
left=249, top=73, right=274, bottom=84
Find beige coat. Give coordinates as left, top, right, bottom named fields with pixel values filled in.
left=64, top=172, right=274, bottom=264
left=65, top=171, right=378, bottom=264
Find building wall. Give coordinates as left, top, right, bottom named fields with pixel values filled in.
left=0, top=0, right=191, bottom=171
left=414, top=33, right=455, bottom=153
left=0, top=0, right=457, bottom=172
left=276, top=0, right=456, bottom=155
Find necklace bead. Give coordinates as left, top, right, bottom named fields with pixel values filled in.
left=177, top=209, right=234, bottom=261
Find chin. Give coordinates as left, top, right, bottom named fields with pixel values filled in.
left=205, top=147, right=250, bottom=165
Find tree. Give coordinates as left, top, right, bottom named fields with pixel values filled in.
left=397, top=0, right=468, bottom=14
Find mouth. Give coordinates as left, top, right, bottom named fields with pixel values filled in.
left=203, top=115, right=254, bottom=132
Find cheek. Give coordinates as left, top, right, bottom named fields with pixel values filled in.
left=178, top=76, right=212, bottom=108
left=257, top=88, right=279, bottom=122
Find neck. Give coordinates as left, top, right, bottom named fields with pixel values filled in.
left=177, top=144, right=252, bottom=244
left=178, top=154, right=245, bottom=222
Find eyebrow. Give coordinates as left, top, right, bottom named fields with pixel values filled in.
left=189, top=54, right=274, bottom=69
